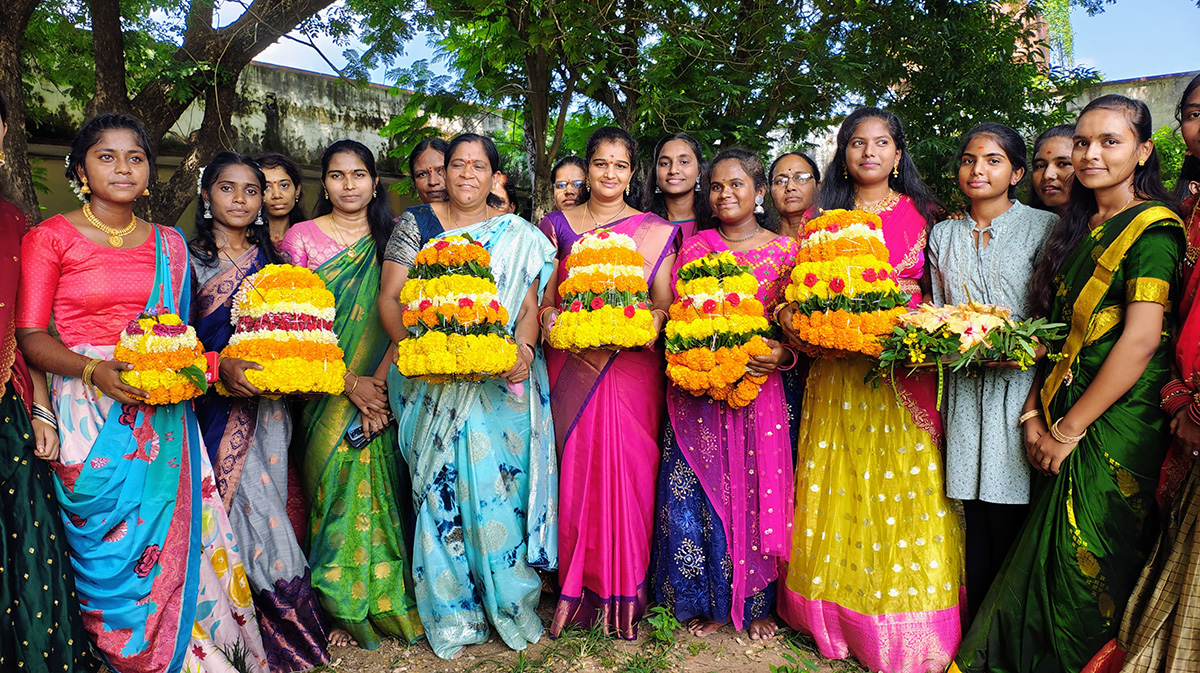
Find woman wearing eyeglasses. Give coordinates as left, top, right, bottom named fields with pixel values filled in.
left=552, top=156, right=587, bottom=211
left=768, top=152, right=821, bottom=240
left=642, top=133, right=712, bottom=241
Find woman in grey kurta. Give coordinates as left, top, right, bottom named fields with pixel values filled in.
left=927, top=123, right=1058, bottom=619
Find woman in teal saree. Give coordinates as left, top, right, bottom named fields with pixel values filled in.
left=952, top=95, right=1185, bottom=673
left=280, top=140, right=423, bottom=650
left=380, top=134, right=556, bottom=660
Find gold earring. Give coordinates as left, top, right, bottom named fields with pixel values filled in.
left=893, top=164, right=900, bottom=178
left=625, top=183, right=630, bottom=196
left=80, top=178, right=91, bottom=195
left=142, top=187, right=150, bottom=197
left=842, top=165, right=848, bottom=180
left=1138, top=157, right=1146, bottom=167
left=0, top=148, right=6, bottom=166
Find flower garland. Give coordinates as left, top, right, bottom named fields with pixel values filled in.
left=665, top=252, right=774, bottom=409
left=549, top=229, right=655, bottom=351
left=783, top=209, right=910, bottom=357
left=395, top=235, right=517, bottom=382
left=219, top=264, right=347, bottom=395
left=114, top=310, right=208, bottom=404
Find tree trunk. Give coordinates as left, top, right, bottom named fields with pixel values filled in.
left=86, top=0, right=130, bottom=116
left=143, top=77, right=240, bottom=226
left=0, top=0, right=43, bottom=221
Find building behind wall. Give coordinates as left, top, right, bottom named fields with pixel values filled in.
left=26, top=61, right=506, bottom=229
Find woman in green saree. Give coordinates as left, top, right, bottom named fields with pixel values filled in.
left=952, top=95, right=1185, bottom=673
left=280, top=140, right=423, bottom=650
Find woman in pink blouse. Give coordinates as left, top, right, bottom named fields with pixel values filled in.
left=16, top=113, right=267, bottom=673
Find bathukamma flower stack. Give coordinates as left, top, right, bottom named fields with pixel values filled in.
left=219, top=264, right=347, bottom=395
left=665, top=252, right=773, bottom=409
left=395, top=235, right=517, bottom=382
left=115, top=310, right=208, bottom=404
left=783, top=209, right=909, bottom=357
left=549, top=229, right=655, bottom=351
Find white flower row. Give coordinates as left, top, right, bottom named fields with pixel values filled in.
left=227, top=328, right=341, bottom=346
left=567, top=262, right=644, bottom=279
left=803, top=223, right=886, bottom=248
left=118, top=328, right=200, bottom=354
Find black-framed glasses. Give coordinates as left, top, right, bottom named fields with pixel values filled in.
left=771, top=172, right=814, bottom=188
left=554, top=180, right=585, bottom=190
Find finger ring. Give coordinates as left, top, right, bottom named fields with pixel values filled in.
left=1041, top=459, right=1051, bottom=467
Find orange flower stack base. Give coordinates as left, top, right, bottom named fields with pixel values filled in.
left=114, top=310, right=207, bottom=404
left=783, top=209, right=910, bottom=358
left=219, top=263, right=347, bottom=395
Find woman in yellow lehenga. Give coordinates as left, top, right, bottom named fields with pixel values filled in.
left=778, top=107, right=963, bottom=673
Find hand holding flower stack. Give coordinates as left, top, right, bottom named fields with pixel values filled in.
left=665, top=252, right=773, bottom=409
left=395, top=235, right=518, bottom=381
left=114, top=310, right=208, bottom=404
left=549, top=229, right=656, bottom=351
left=219, top=264, right=347, bottom=395
left=783, top=209, right=910, bottom=357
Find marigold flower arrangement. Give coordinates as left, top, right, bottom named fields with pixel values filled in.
left=549, top=229, right=656, bottom=351
left=219, top=264, right=347, bottom=395
left=783, top=209, right=910, bottom=357
left=114, top=309, right=208, bottom=404
left=395, top=235, right=517, bottom=381
left=665, top=252, right=774, bottom=409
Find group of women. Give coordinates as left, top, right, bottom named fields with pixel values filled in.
left=1, top=73, right=1198, bottom=673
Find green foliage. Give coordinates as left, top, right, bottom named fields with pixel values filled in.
left=390, top=0, right=1101, bottom=218
left=853, top=1, right=1099, bottom=209
left=1154, top=125, right=1187, bottom=192
left=770, top=640, right=821, bottom=673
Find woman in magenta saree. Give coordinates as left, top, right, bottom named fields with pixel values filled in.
left=541, top=210, right=676, bottom=638
left=651, top=147, right=798, bottom=641
left=538, top=126, right=677, bottom=639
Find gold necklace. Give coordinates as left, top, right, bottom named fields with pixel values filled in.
left=586, top=201, right=627, bottom=230
left=718, top=224, right=761, bottom=243
left=326, top=215, right=365, bottom=259
left=854, top=189, right=900, bottom=214
left=82, top=203, right=137, bottom=247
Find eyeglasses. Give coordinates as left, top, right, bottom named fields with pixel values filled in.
left=554, top=180, right=585, bottom=190
left=771, top=172, right=814, bottom=188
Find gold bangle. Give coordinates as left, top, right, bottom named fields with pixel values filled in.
left=1018, top=409, right=1043, bottom=426
left=346, top=373, right=360, bottom=396
left=81, top=358, right=102, bottom=387
left=1049, top=418, right=1086, bottom=444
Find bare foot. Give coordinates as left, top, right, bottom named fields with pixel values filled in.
left=687, top=618, right=723, bottom=638
left=329, top=628, right=358, bottom=647
left=748, top=617, right=778, bottom=640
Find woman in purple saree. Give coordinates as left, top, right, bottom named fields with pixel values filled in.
left=538, top=127, right=678, bottom=638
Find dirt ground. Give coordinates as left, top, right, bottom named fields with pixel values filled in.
left=316, top=593, right=865, bottom=673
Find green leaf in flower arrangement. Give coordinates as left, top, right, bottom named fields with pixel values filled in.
left=179, top=365, right=209, bottom=394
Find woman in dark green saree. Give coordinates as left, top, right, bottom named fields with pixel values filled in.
left=280, top=140, right=423, bottom=650
left=951, top=95, right=1185, bottom=673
